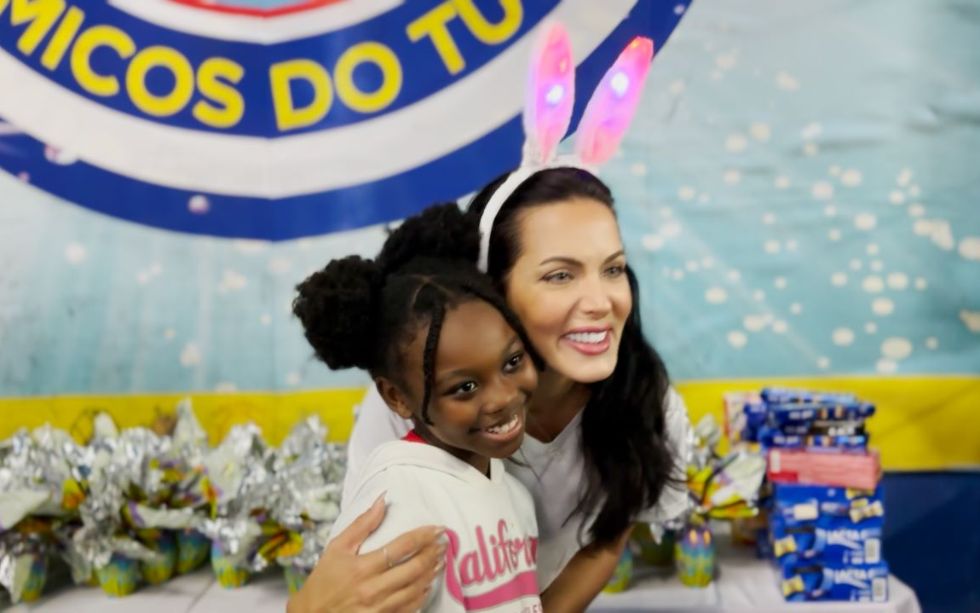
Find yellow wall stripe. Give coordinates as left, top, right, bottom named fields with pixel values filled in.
left=0, top=389, right=367, bottom=446
left=1, top=375, right=977, bottom=470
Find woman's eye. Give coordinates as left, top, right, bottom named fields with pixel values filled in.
left=543, top=271, right=572, bottom=283
left=504, top=352, right=525, bottom=372
left=605, top=264, right=626, bottom=277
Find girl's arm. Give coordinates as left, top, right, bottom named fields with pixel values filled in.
left=539, top=527, right=632, bottom=613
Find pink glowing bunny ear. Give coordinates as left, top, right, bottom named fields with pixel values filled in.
left=575, top=37, right=654, bottom=166
left=522, top=22, right=575, bottom=165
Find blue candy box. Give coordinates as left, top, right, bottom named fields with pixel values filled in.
left=779, top=561, right=889, bottom=602
left=771, top=520, right=883, bottom=566
left=770, top=483, right=884, bottom=567
left=771, top=484, right=883, bottom=523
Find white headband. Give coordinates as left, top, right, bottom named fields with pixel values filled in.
left=476, top=24, right=654, bottom=273
left=477, top=158, right=578, bottom=272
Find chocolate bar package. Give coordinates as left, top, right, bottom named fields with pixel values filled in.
left=771, top=483, right=884, bottom=523
left=761, top=388, right=858, bottom=405
left=809, top=420, right=868, bottom=437
left=760, top=431, right=869, bottom=451
left=778, top=561, right=889, bottom=602
left=770, top=483, right=884, bottom=567
left=766, top=402, right=876, bottom=427
left=760, top=420, right=866, bottom=438
left=771, top=519, right=883, bottom=566
left=724, top=390, right=873, bottom=445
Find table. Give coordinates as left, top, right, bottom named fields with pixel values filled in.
left=591, top=547, right=921, bottom=613
left=7, top=547, right=921, bottom=613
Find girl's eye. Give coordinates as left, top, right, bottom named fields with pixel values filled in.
left=503, top=351, right=525, bottom=372
left=452, top=381, right=478, bottom=396
left=543, top=271, right=573, bottom=283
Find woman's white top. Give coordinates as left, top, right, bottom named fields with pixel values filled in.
left=342, top=385, right=691, bottom=589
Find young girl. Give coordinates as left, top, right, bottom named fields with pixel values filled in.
left=293, top=204, right=543, bottom=612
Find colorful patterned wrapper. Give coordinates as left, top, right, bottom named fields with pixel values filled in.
left=602, top=546, right=633, bottom=593
left=19, top=551, right=47, bottom=602
left=0, top=551, right=48, bottom=603
left=211, top=540, right=250, bottom=588
left=176, top=528, right=210, bottom=574
left=96, top=553, right=141, bottom=597
left=283, top=565, right=308, bottom=595
left=675, top=523, right=715, bottom=587
left=138, top=530, right=177, bottom=585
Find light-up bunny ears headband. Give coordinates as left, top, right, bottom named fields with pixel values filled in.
left=476, top=24, right=654, bottom=273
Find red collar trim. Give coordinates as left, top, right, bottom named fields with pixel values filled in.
left=402, top=430, right=427, bottom=444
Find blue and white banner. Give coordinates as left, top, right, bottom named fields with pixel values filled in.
left=0, top=0, right=977, bottom=436
left=0, top=0, right=690, bottom=238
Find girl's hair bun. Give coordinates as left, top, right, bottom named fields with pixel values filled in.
left=292, top=255, right=382, bottom=370
left=377, top=202, right=480, bottom=273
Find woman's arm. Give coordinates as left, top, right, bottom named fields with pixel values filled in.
left=539, top=526, right=632, bottom=613
left=291, top=384, right=436, bottom=613
left=287, top=494, right=446, bottom=613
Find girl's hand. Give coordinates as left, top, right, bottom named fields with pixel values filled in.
left=287, top=495, right=446, bottom=613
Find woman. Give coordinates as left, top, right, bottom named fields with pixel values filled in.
left=288, top=168, right=691, bottom=613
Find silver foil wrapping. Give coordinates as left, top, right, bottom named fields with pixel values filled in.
left=197, top=424, right=272, bottom=570
left=269, top=417, right=345, bottom=571
left=0, top=402, right=351, bottom=593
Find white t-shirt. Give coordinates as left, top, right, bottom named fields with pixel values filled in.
left=330, top=440, right=542, bottom=613
left=343, top=386, right=692, bottom=589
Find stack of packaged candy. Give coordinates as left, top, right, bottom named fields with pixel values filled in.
left=0, top=400, right=344, bottom=604
left=724, top=387, right=889, bottom=604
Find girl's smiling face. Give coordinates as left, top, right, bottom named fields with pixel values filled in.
left=378, top=299, right=538, bottom=474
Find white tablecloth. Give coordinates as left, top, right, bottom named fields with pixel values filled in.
left=591, top=550, right=920, bottom=613
left=8, top=547, right=921, bottom=613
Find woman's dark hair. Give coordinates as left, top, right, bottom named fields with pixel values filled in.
left=468, top=167, right=677, bottom=546
left=292, top=203, right=535, bottom=422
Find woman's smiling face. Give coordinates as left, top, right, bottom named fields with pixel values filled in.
left=502, top=197, right=632, bottom=384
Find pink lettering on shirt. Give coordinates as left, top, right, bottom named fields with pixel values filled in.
left=443, top=520, right=539, bottom=609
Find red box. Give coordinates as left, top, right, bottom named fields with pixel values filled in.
left=767, top=448, right=881, bottom=490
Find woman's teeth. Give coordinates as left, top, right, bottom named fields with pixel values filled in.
left=565, top=330, right=609, bottom=344
left=485, top=414, right=519, bottom=435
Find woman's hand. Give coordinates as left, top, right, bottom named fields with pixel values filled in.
left=287, top=495, right=446, bottom=613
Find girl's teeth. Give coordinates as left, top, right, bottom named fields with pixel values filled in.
left=566, top=331, right=608, bottom=344
left=486, top=415, right=519, bottom=434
